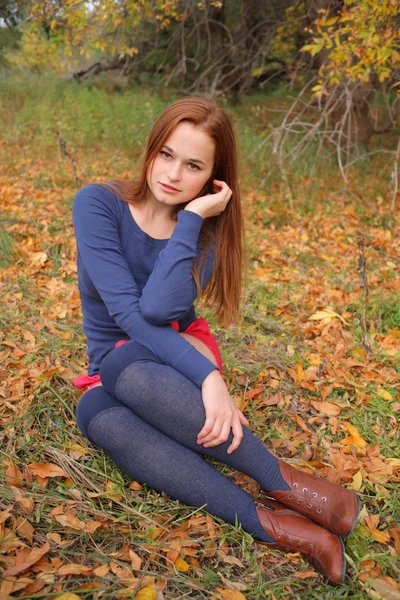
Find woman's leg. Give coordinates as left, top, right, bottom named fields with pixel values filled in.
left=99, top=342, right=360, bottom=540
left=75, top=385, right=275, bottom=543
left=99, top=341, right=290, bottom=493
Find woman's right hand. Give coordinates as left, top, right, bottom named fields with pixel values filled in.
left=184, top=180, right=232, bottom=219
left=197, top=369, right=249, bottom=454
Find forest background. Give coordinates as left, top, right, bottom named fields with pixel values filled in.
left=0, top=1, right=400, bottom=599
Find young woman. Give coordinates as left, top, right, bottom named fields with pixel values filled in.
left=73, top=97, right=360, bottom=585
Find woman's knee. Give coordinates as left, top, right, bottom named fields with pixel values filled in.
left=99, top=340, right=161, bottom=395
left=75, top=386, right=121, bottom=441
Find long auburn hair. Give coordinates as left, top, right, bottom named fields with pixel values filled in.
left=101, top=96, right=245, bottom=327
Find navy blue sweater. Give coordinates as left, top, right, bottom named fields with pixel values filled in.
left=72, top=184, right=218, bottom=387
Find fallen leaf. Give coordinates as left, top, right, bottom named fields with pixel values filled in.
left=129, top=549, right=142, bottom=571
left=370, top=577, right=400, bottom=599
left=53, top=507, right=85, bottom=531
left=135, top=587, right=157, bottom=600
left=295, top=570, right=319, bottom=579
left=309, top=307, right=348, bottom=325
left=28, top=463, right=68, bottom=479
left=2, top=542, right=50, bottom=576
left=216, top=589, right=247, bottom=600
left=174, top=556, right=190, bottom=572
left=6, top=460, right=24, bottom=488
left=377, top=389, right=393, bottom=401
left=348, top=470, right=363, bottom=492
left=92, top=564, right=110, bottom=577
left=58, top=564, right=92, bottom=575
left=310, top=400, right=342, bottom=416
left=340, top=422, right=367, bottom=452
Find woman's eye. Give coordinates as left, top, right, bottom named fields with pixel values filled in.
left=160, top=151, right=171, bottom=158
left=188, top=163, right=200, bottom=171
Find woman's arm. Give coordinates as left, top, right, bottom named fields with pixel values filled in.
left=139, top=210, right=215, bottom=325
left=73, top=185, right=217, bottom=387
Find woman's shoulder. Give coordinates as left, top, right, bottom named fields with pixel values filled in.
left=73, top=182, right=124, bottom=218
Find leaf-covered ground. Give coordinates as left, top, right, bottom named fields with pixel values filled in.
left=0, top=77, right=399, bottom=599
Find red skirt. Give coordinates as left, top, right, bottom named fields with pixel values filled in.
left=74, top=317, right=222, bottom=392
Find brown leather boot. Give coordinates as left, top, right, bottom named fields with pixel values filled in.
left=264, top=460, right=360, bottom=537
left=255, top=497, right=346, bottom=585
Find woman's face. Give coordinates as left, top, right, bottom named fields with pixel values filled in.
left=146, top=121, right=215, bottom=209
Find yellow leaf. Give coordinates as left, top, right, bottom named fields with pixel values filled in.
left=309, top=307, right=348, bottom=325
left=377, top=389, right=393, bottom=401
left=216, top=590, right=247, bottom=600
left=340, top=422, right=367, bottom=452
left=174, top=556, right=190, bottom=572
left=56, top=595, right=82, bottom=600
left=106, top=480, right=123, bottom=502
left=135, top=587, right=157, bottom=600
left=352, top=348, right=367, bottom=360
left=308, top=353, right=322, bottom=365
left=348, top=470, right=363, bottom=492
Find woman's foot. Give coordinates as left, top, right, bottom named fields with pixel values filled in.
left=264, top=460, right=360, bottom=537
left=255, top=497, right=346, bottom=585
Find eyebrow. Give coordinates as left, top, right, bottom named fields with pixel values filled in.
left=162, top=145, right=206, bottom=166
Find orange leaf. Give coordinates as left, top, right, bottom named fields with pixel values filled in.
left=85, top=520, right=103, bottom=534
left=58, top=564, right=92, bottom=575
left=6, top=460, right=24, bottom=488
left=2, top=542, right=50, bottom=577
left=244, top=386, right=264, bottom=400
left=28, top=463, right=68, bottom=479
left=287, top=413, right=312, bottom=434
left=92, top=564, right=110, bottom=577
left=216, top=589, right=247, bottom=600
left=310, top=400, right=341, bottom=416
left=129, top=549, right=142, bottom=571
left=295, top=570, right=319, bottom=578
left=53, top=507, right=85, bottom=531
left=12, top=487, right=34, bottom=516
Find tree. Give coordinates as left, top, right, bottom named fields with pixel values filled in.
left=273, top=0, right=400, bottom=178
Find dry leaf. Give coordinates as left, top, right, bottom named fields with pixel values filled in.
left=309, top=307, right=348, bottom=325
left=129, top=549, right=142, bottom=571
left=348, top=470, right=363, bottom=492
left=377, top=389, right=393, bottom=401
left=58, top=564, right=92, bottom=575
left=216, top=589, right=247, bottom=600
left=53, top=507, right=85, bottom=531
left=6, top=460, right=24, bottom=488
left=92, top=563, right=110, bottom=577
left=28, top=463, right=68, bottom=479
left=174, top=556, right=190, bottom=572
left=2, top=542, right=50, bottom=577
left=370, top=578, right=400, bottom=600
left=310, top=400, right=341, bottom=416
left=135, top=588, right=157, bottom=600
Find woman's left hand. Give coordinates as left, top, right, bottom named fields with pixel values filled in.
left=184, top=180, right=232, bottom=219
left=197, top=369, right=250, bottom=454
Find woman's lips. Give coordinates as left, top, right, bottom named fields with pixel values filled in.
left=159, top=182, right=180, bottom=193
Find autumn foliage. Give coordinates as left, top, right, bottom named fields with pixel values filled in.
left=0, top=79, right=400, bottom=598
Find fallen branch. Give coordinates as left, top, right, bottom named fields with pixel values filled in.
left=51, top=128, right=81, bottom=187
left=356, top=232, right=373, bottom=355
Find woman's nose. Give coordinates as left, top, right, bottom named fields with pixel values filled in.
left=167, top=161, right=182, bottom=181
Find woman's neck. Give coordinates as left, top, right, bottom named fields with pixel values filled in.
left=129, top=195, right=178, bottom=239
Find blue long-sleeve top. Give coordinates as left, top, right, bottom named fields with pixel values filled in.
left=72, top=183, right=218, bottom=387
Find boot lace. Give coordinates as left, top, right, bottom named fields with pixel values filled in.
left=287, top=484, right=327, bottom=513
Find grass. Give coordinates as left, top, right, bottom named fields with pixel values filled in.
left=0, top=73, right=399, bottom=599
